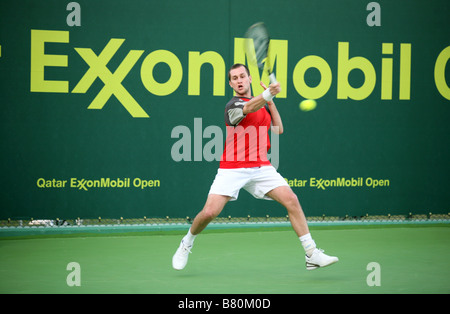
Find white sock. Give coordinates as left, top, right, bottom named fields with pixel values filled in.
left=299, top=233, right=316, bottom=257
left=182, top=229, right=197, bottom=246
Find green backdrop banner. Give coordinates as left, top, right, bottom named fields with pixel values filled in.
left=0, top=0, right=449, bottom=219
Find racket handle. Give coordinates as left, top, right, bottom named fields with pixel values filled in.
left=269, top=73, right=277, bottom=84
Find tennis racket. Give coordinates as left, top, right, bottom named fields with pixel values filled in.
left=244, top=22, right=277, bottom=84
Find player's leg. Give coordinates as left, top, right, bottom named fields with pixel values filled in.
left=173, top=167, right=247, bottom=270
left=190, top=194, right=231, bottom=235
left=266, top=186, right=339, bottom=270
left=265, top=185, right=309, bottom=237
left=172, top=194, right=230, bottom=270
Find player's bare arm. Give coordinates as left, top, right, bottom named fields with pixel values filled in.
left=242, top=82, right=281, bottom=114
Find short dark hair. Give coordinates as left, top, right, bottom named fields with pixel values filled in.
left=228, top=63, right=250, bottom=81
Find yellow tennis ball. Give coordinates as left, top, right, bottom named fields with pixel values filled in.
left=299, top=99, right=317, bottom=111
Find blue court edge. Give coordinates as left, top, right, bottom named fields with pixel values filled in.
left=0, top=219, right=448, bottom=237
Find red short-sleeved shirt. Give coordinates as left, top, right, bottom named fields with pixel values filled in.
left=220, top=96, right=272, bottom=169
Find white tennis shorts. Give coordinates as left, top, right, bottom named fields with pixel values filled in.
left=208, top=165, right=289, bottom=201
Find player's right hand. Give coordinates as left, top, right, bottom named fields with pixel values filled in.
left=269, top=82, right=281, bottom=96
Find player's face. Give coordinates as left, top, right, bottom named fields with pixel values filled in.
left=229, top=66, right=252, bottom=96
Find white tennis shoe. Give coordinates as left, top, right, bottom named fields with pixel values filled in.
left=172, top=240, right=192, bottom=270
left=305, top=248, right=339, bottom=270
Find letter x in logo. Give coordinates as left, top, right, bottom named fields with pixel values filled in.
left=72, top=39, right=148, bottom=118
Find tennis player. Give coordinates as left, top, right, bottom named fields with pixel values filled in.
left=172, top=63, right=338, bottom=271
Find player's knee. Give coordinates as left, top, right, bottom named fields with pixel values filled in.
left=284, top=192, right=299, bottom=210
left=201, top=206, right=220, bottom=221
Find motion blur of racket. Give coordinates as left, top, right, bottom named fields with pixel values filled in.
left=244, top=22, right=277, bottom=84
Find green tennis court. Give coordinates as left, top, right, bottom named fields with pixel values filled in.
left=1, top=224, right=449, bottom=294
